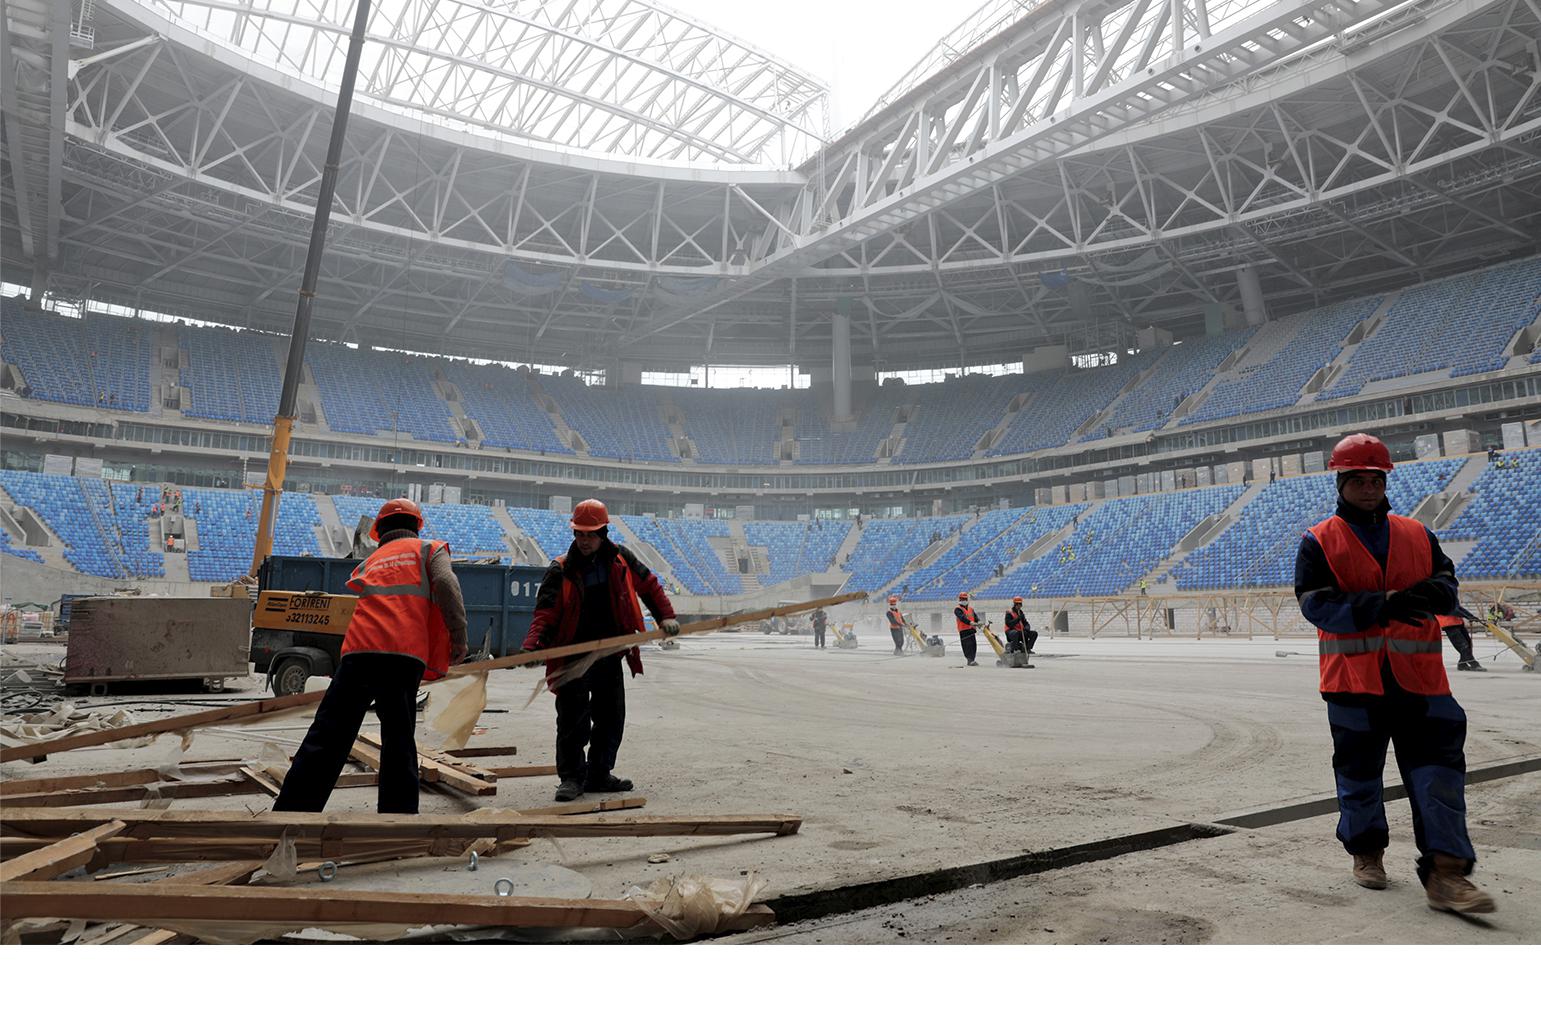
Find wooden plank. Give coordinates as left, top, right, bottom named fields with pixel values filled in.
left=164, top=861, right=266, bottom=886
left=0, top=763, right=248, bottom=795
left=1, top=776, right=266, bottom=808
left=1, top=881, right=778, bottom=933
left=489, top=765, right=558, bottom=779
left=94, top=865, right=172, bottom=881
left=0, top=822, right=127, bottom=882
left=238, top=767, right=281, bottom=798
left=1, top=692, right=324, bottom=763
left=443, top=745, right=517, bottom=758
left=517, top=796, right=646, bottom=817
left=1, top=808, right=803, bottom=842
left=7, top=836, right=451, bottom=863
left=361, top=732, right=498, bottom=783
left=349, top=736, right=495, bottom=797
left=81, top=924, right=145, bottom=945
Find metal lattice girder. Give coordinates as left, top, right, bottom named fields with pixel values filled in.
left=140, top=0, right=827, bottom=165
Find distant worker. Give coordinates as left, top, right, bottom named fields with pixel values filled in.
left=811, top=607, right=828, bottom=649
left=1004, top=597, right=1037, bottom=655
left=1294, top=433, right=1494, bottom=914
left=886, top=596, right=906, bottom=655
left=276, top=498, right=467, bottom=815
left=522, top=499, right=679, bottom=803
left=1436, top=606, right=1485, bottom=672
left=954, top=592, right=981, bottom=666
left=1138, top=577, right=1148, bottom=596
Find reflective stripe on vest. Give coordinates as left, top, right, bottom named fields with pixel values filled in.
left=955, top=607, right=977, bottom=633
left=341, top=537, right=452, bottom=679
left=1307, top=513, right=1450, bottom=697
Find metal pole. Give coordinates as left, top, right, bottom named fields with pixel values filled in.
left=248, top=0, right=371, bottom=577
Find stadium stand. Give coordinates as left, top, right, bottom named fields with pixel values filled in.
left=670, top=387, right=782, bottom=465
left=1, top=303, right=151, bottom=411
left=794, top=392, right=897, bottom=464
left=180, top=326, right=282, bottom=424
left=1443, top=450, right=1541, bottom=580
left=744, top=519, right=852, bottom=586
left=185, top=487, right=320, bottom=582
left=1099, top=328, right=1255, bottom=434
left=442, top=361, right=572, bottom=454
left=91, top=480, right=163, bottom=578
left=988, top=354, right=1156, bottom=456
left=620, top=515, right=740, bottom=595
left=306, top=343, right=459, bottom=443
left=1170, top=459, right=1466, bottom=591
left=894, top=375, right=1023, bottom=464
left=539, top=376, right=680, bottom=463
left=1182, top=296, right=1383, bottom=423
left=982, top=487, right=1243, bottom=598
left=893, top=506, right=1023, bottom=598
left=331, top=495, right=508, bottom=555
left=507, top=507, right=574, bottom=562
left=840, top=514, right=969, bottom=594
left=0, top=471, right=133, bottom=577
left=0, top=525, right=42, bottom=563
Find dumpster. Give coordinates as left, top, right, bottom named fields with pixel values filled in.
left=253, top=556, right=544, bottom=694
left=63, top=596, right=251, bottom=693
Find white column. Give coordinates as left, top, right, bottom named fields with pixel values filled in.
left=832, top=311, right=852, bottom=422
left=1236, top=267, right=1267, bottom=327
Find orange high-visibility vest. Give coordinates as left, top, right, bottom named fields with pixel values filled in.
left=1435, top=614, right=1463, bottom=629
left=955, top=606, right=979, bottom=633
left=887, top=608, right=905, bottom=628
left=1307, top=514, right=1449, bottom=697
left=342, top=536, right=452, bottom=679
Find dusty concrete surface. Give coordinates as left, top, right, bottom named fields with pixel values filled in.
left=4, top=630, right=1537, bottom=944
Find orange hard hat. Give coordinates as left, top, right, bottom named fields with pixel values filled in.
left=570, top=498, right=610, bottom=532
left=958, top=592, right=969, bottom=602
left=1012, top=596, right=1023, bottom=604
left=1328, top=433, right=1393, bottom=473
left=370, top=497, right=424, bottom=541
left=888, top=595, right=899, bottom=604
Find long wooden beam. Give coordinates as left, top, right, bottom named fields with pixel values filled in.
left=0, top=822, right=127, bottom=882
left=348, top=738, right=496, bottom=797
left=1, top=881, right=777, bottom=932
left=0, top=763, right=248, bottom=795
left=1, top=808, right=802, bottom=842
left=2, top=776, right=268, bottom=808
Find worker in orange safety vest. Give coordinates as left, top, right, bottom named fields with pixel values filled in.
left=886, top=596, right=906, bottom=654
left=954, top=592, right=981, bottom=666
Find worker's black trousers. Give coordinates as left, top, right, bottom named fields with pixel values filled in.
left=1325, top=683, right=1476, bottom=879
left=1443, top=625, right=1476, bottom=663
left=813, top=625, right=826, bottom=647
left=1006, top=628, right=1038, bottom=653
left=960, top=631, right=977, bottom=663
left=274, top=652, right=423, bottom=815
left=555, top=654, right=625, bottom=784
left=890, top=627, right=905, bottom=653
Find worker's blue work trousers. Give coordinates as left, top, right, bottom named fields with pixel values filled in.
left=1325, top=683, right=1477, bottom=882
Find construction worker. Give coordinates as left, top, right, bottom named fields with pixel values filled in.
left=1004, top=597, right=1037, bottom=655
left=1436, top=607, right=1485, bottom=671
left=886, top=596, right=906, bottom=654
left=811, top=607, right=828, bottom=648
left=522, top=499, right=679, bottom=803
left=955, top=592, right=981, bottom=666
left=1294, top=433, right=1494, bottom=914
left=275, top=498, right=467, bottom=815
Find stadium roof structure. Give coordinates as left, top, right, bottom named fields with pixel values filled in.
left=4, top=0, right=1541, bottom=372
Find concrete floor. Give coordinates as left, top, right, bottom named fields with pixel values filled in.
left=4, top=629, right=1537, bottom=943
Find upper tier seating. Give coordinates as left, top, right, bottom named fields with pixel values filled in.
left=1183, top=296, right=1383, bottom=424
left=981, top=487, right=1243, bottom=598
left=442, top=362, right=571, bottom=454
left=744, top=519, right=853, bottom=587
left=180, top=326, right=281, bottom=425
left=1170, top=458, right=1465, bottom=590
left=186, top=487, right=319, bottom=582
left=539, top=376, right=680, bottom=463
left=620, top=515, right=740, bottom=594
left=1100, top=328, right=1255, bottom=434
left=1442, top=449, right=1541, bottom=580
left=894, top=375, right=1024, bottom=464
left=840, top=515, right=969, bottom=594
left=988, top=354, right=1156, bottom=456
left=793, top=393, right=898, bottom=465
left=670, top=388, right=782, bottom=466
left=306, top=344, right=459, bottom=443
left=1, top=303, right=151, bottom=411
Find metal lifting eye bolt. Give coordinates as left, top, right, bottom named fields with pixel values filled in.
left=467, top=851, right=479, bottom=871
left=494, top=878, right=515, bottom=897
left=317, top=861, right=338, bottom=882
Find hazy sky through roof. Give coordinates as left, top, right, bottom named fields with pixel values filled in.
left=662, top=0, right=969, bottom=130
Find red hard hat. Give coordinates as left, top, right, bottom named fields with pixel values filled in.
left=570, top=498, right=610, bottom=532
left=958, top=592, right=970, bottom=602
left=370, top=498, right=424, bottom=541
left=888, top=596, right=899, bottom=604
left=1328, top=433, right=1393, bottom=473
left=1012, top=596, right=1023, bottom=604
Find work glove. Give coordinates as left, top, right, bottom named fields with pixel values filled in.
left=1382, top=590, right=1431, bottom=627
left=661, top=619, right=681, bottom=636
left=1397, top=578, right=1452, bottom=615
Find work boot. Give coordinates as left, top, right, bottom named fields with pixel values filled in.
left=554, top=779, right=585, bottom=802
left=1352, top=850, right=1387, bottom=890
left=585, top=773, right=633, bottom=793
left=1458, top=660, right=1487, bottom=672
left=1424, top=854, right=1496, bottom=914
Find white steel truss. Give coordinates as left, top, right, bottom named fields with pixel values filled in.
left=3, top=0, right=1540, bottom=369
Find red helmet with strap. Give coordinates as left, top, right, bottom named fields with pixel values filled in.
left=570, top=499, right=610, bottom=532
left=1328, top=433, right=1393, bottom=473
left=1012, top=596, right=1023, bottom=604
left=957, top=592, right=970, bottom=603
left=887, top=596, right=899, bottom=604
left=370, top=498, right=424, bottom=541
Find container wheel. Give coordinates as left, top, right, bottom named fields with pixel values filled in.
left=271, top=656, right=310, bottom=697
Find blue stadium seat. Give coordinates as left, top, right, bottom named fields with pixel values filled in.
left=744, top=519, right=852, bottom=586
left=893, top=376, right=1023, bottom=464
left=619, top=515, right=740, bottom=594
left=539, top=376, right=680, bottom=463
left=1, top=302, right=151, bottom=412
left=179, top=326, right=282, bottom=424
left=186, top=487, right=320, bottom=581
left=1442, top=450, right=1541, bottom=579
left=442, top=362, right=572, bottom=454
left=306, top=344, right=459, bottom=443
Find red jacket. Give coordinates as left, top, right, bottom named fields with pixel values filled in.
left=522, top=541, right=675, bottom=690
